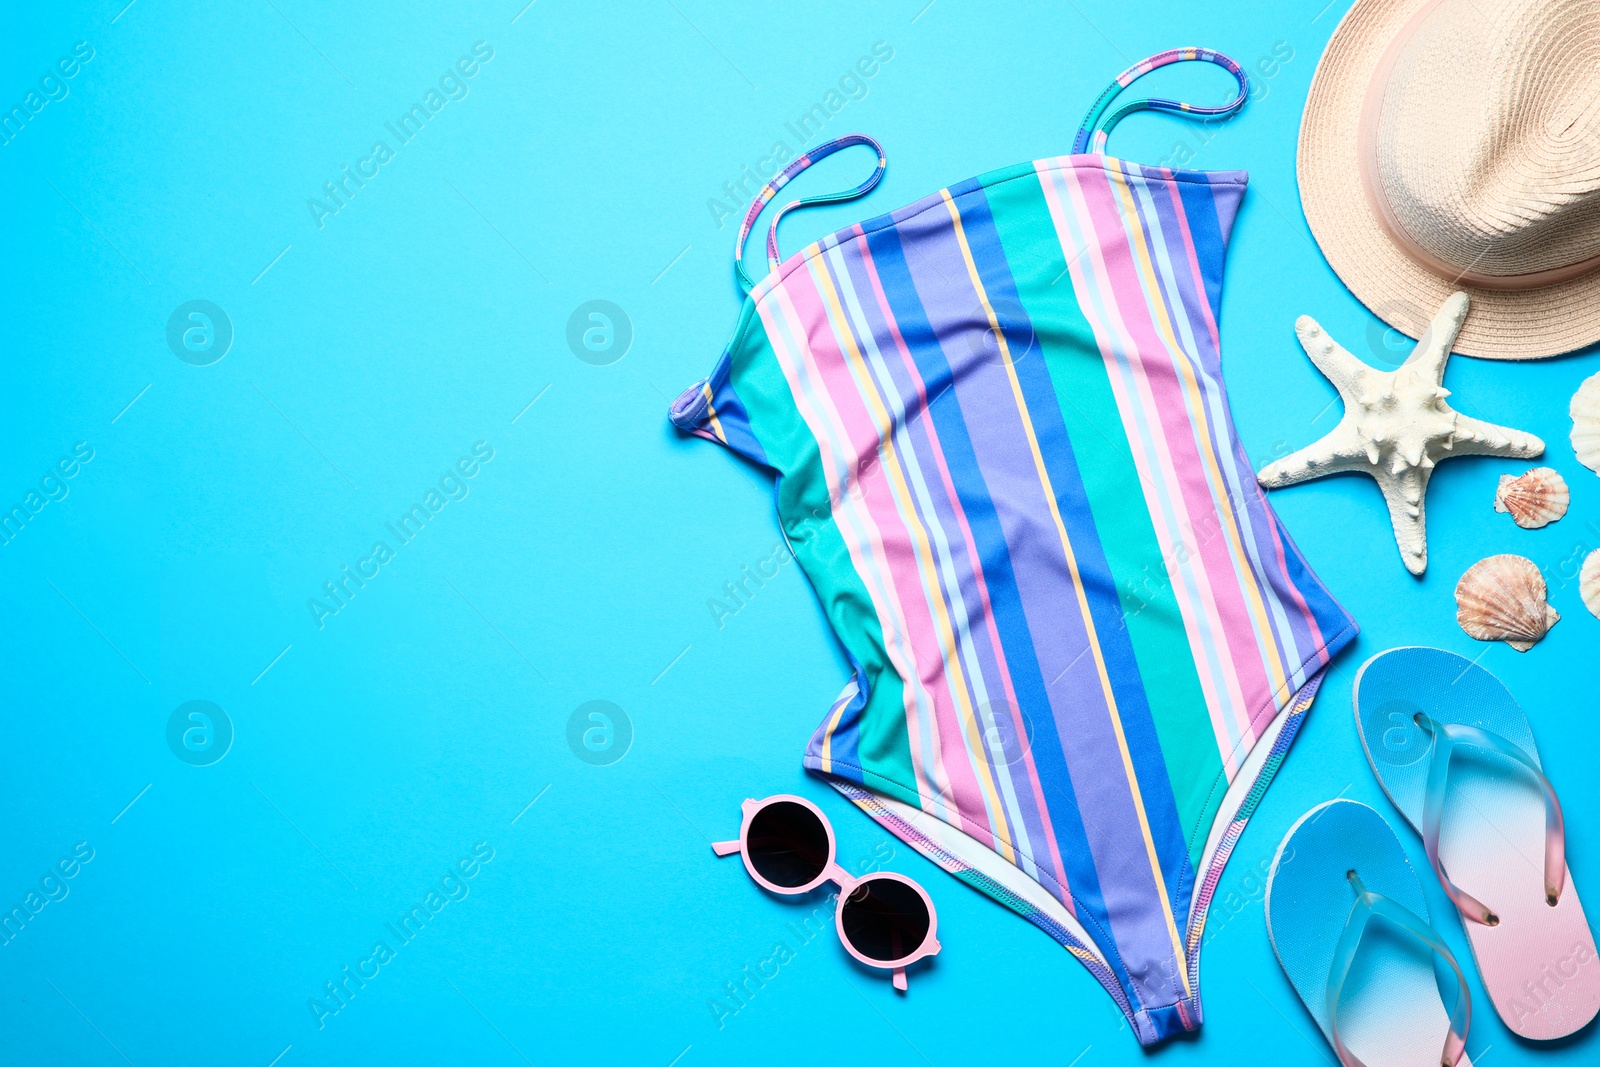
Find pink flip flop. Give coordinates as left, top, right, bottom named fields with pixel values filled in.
left=1355, top=647, right=1600, bottom=1039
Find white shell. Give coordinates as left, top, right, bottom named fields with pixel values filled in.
left=1582, top=549, right=1600, bottom=621
left=1493, top=467, right=1569, bottom=528
left=1571, top=372, right=1600, bottom=475
left=1455, top=554, right=1559, bottom=652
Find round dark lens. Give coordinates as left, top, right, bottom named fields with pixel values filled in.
left=745, top=801, right=830, bottom=888
left=840, top=876, right=931, bottom=962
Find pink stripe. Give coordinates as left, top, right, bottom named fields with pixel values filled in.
left=757, top=277, right=948, bottom=809
left=1256, top=517, right=1331, bottom=730
left=786, top=253, right=995, bottom=831
left=773, top=252, right=995, bottom=827
left=1045, top=162, right=1242, bottom=768
left=1161, top=179, right=1327, bottom=689
left=1160, top=177, right=1304, bottom=683
left=1043, top=160, right=1236, bottom=758
left=1185, top=167, right=1335, bottom=703
left=1074, top=166, right=1274, bottom=749
left=1145, top=176, right=1326, bottom=717
left=851, top=231, right=1073, bottom=902
left=1175, top=180, right=1224, bottom=355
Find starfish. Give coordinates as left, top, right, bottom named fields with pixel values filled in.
left=1257, top=292, right=1544, bottom=576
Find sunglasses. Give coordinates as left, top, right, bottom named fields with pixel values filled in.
left=713, top=794, right=940, bottom=990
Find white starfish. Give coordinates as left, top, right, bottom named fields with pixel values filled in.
left=1257, top=293, right=1544, bottom=576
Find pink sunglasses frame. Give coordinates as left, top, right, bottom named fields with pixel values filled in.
left=713, top=794, right=940, bottom=990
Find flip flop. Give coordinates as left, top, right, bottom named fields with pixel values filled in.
left=1267, top=800, right=1474, bottom=1067
left=1354, top=646, right=1600, bottom=1040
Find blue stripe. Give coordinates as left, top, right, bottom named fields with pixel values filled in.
left=954, top=185, right=1195, bottom=944
left=860, top=212, right=1140, bottom=999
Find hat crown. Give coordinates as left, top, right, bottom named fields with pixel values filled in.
left=1372, top=0, right=1600, bottom=280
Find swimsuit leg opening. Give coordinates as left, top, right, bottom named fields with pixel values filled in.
left=813, top=769, right=1155, bottom=1038
left=1179, top=667, right=1332, bottom=1012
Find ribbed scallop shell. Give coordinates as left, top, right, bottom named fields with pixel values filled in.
left=1493, top=467, right=1569, bottom=528
left=1455, top=554, right=1559, bottom=652
left=1572, top=372, right=1600, bottom=475
left=1582, top=550, right=1600, bottom=621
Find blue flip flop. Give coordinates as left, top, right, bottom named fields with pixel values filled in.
left=1354, top=646, right=1599, bottom=1040
left=1267, top=800, right=1473, bottom=1067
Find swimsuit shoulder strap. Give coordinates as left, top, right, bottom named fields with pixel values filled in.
left=734, top=134, right=886, bottom=293
left=1073, top=48, right=1249, bottom=156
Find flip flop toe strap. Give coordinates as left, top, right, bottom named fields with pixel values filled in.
left=1327, top=873, right=1471, bottom=1067
left=1417, top=715, right=1567, bottom=924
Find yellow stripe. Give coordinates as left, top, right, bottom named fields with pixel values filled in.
left=805, top=246, right=1019, bottom=862
left=1107, top=169, right=1290, bottom=707
left=819, top=691, right=851, bottom=775
left=934, top=189, right=1190, bottom=991
left=701, top=383, right=728, bottom=444
left=941, top=190, right=1192, bottom=992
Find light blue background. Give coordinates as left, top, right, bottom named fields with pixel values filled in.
left=3, top=1, right=1596, bottom=1064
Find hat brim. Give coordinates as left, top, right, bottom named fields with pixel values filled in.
left=1299, top=0, right=1600, bottom=360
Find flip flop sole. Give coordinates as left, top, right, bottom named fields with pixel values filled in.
left=1354, top=647, right=1600, bottom=1040
left=1266, top=800, right=1472, bottom=1067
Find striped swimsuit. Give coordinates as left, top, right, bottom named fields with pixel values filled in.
left=671, top=51, right=1356, bottom=1044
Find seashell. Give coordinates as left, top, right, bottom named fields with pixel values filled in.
left=1455, top=554, right=1559, bottom=652
left=1572, top=372, right=1600, bottom=475
left=1582, top=549, right=1600, bottom=621
left=1493, top=467, right=1569, bottom=528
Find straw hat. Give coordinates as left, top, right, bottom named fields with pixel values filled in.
left=1299, top=0, right=1600, bottom=359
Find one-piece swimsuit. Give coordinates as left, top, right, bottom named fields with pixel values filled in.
left=670, top=49, right=1357, bottom=1045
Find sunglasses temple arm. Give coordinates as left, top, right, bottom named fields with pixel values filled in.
left=712, top=839, right=741, bottom=857
left=893, top=967, right=908, bottom=992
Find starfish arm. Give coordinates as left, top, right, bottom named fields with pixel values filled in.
left=1410, top=291, right=1470, bottom=383
left=1295, top=316, right=1373, bottom=400
left=1374, top=461, right=1434, bottom=575
left=1447, top=414, right=1545, bottom=459
left=1257, top=424, right=1370, bottom=488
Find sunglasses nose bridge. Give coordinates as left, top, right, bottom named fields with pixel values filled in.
left=823, top=860, right=854, bottom=889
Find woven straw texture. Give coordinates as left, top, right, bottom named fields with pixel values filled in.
left=1299, top=0, right=1600, bottom=359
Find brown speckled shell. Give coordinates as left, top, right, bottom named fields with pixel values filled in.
left=1455, top=554, right=1560, bottom=652
left=1493, top=467, right=1569, bottom=529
